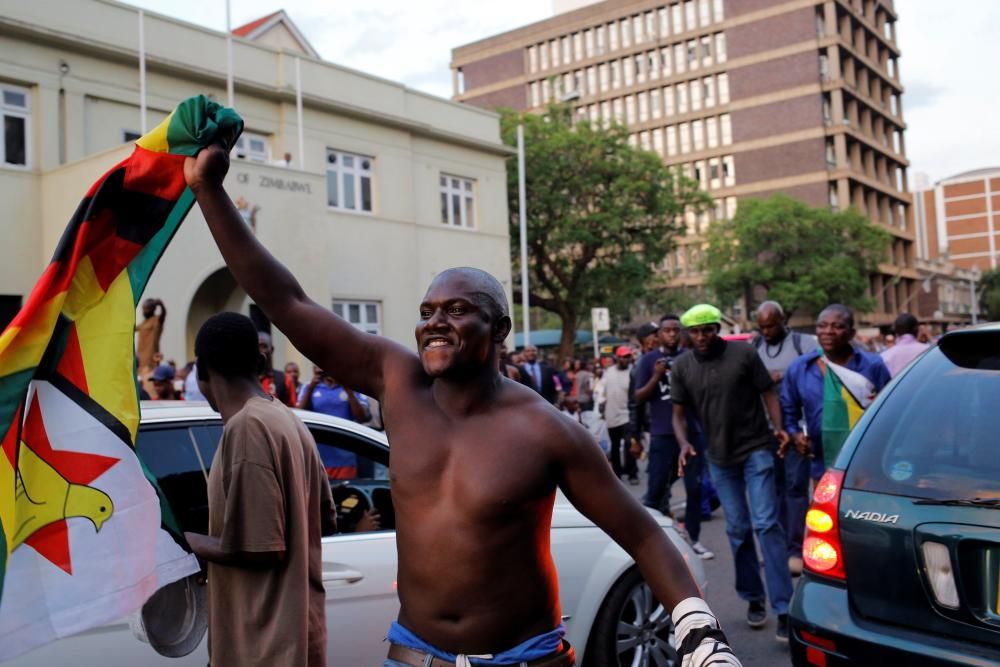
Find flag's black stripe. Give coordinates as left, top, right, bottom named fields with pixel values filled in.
left=46, top=374, right=133, bottom=448
left=51, top=167, right=177, bottom=264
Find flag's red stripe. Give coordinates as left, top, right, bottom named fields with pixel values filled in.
left=56, top=324, right=89, bottom=395
left=124, top=147, right=187, bottom=201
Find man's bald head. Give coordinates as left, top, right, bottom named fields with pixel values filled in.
left=428, top=267, right=510, bottom=324
left=756, top=300, right=787, bottom=345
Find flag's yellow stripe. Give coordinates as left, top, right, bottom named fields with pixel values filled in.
left=0, top=295, right=65, bottom=378
left=0, top=452, right=14, bottom=558
left=75, top=271, right=139, bottom=442
left=61, top=256, right=106, bottom=322
left=135, top=111, right=174, bottom=153
left=841, top=386, right=865, bottom=429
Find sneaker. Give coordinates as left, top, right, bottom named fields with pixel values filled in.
left=788, top=555, right=803, bottom=577
left=775, top=614, right=789, bottom=643
left=747, top=601, right=767, bottom=628
left=691, top=542, right=715, bottom=560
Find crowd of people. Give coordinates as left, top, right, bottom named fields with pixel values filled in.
left=499, top=300, right=928, bottom=644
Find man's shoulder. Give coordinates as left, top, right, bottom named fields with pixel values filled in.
left=786, top=349, right=820, bottom=377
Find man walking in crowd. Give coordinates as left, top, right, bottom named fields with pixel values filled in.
left=284, top=361, right=303, bottom=398
left=782, top=305, right=891, bottom=480
left=634, top=314, right=713, bottom=559
left=258, top=331, right=297, bottom=407
left=880, top=312, right=928, bottom=377
left=753, top=301, right=817, bottom=575
left=185, top=144, right=742, bottom=667
left=135, top=297, right=166, bottom=373
left=671, top=304, right=794, bottom=642
left=298, top=366, right=372, bottom=425
left=625, top=322, right=659, bottom=465
left=602, top=346, right=639, bottom=485
left=150, top=364, right=179, bottom=400
left=520, top=344, right=561, bottom=404
left=183, top=313, right=335, bottom=667
left=572, top=360, right=595, bottom=411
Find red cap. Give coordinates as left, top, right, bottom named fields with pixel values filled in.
left=614, top=345, right=633, bottom=358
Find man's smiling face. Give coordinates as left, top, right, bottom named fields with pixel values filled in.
left=416, top=274, right=501, bottom=378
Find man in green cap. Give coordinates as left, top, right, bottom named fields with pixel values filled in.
left=670, top=304, right=795, bottom=643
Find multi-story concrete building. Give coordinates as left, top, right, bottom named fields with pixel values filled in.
left=0, top=0, right=513, bottom=368
left=914, top=167, right=1000, bottom=272
left=452, top=0, right=914, bottom=324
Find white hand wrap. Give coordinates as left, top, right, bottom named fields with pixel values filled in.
left=671, top=597, right=742, bottom=667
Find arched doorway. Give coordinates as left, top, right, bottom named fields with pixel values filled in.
left=185, top=267, right=249, bottom=360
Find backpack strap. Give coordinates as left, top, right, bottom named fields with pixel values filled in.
left=791, top=331, right=803, bottom=356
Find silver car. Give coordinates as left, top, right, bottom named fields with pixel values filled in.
left=10, top=402, right=705, bottom=667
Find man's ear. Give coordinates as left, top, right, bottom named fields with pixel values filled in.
left=494, top=315, right=513, bottom=342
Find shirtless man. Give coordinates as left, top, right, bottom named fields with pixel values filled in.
left=185, top=144, right=740, bottom=667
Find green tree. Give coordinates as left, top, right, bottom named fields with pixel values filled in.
left=500, top=105, right=708, bottom=360
left=979, top=268, right=1000, bottom=319
left=704, top=194, right=891, bottom=319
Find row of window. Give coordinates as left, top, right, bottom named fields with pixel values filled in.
left=561, top=80, right=732, bottom=134
left=526, top=0, right=725, bottom=73
left=620, top=115, right=734, bottom=159
left=530, top=33, right=728, bottom=105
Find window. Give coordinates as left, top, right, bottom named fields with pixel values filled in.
left=234, top=132, right=270, bottom=162
left=2, top=84, right=29, bottom=167
left=601, top=101, right=611, bottom=125
left=659, top=7, right=670, bottom=36
left=653, top=127, right=664, bottom=155
left=726, top=196, right=737, bottom=219
left=638, top=91, right=649, bottom=122
left=550, top=39, right=559, bottom=68
left=137, top=426, right=212, bottom=534
left=691, top=79, right=702, bottom=110
left=624, top=58, right=634, bottom=87
left=663, top=85, right=675, bottom=116
left=706, top=116, right=719, bottom=147
left=645, top=11, right=656, bottom=38
left=530, top=82, right=540, bottom=107
left=826, top=140, right=837, bottom=167
left=661, top=47, right=673, bottom=76
left=701, top=36, right=713, bottom=65
left=648, top=51, right=659, bottom=80
left=651, top=89, right=662, bottom=118
left=709, top=156, right=721, bottom=187
left=720, top=113, right=732, bottom=144
left=599, top=63, right=610, bottom=91
left=587, top=67, right=597, bottom=94
left=573, top=33, right=583, bottom=61
left=672, top=4, right=684, bottom=34
left=620, top=19, right=631, bottom=47
left=718, top=73, right=730, bottom=104
left=715, top=33, right=727, bottom=62
left=333, top=300, right=382, bottom=335
left=679, top=122, right=691, bottom=153
left=677, top=82, right=689, bottom=113
left=635, top=54, right=646, bottom=83
left=561, top=36, right=571, bottom=64
left=692, top=119, right=705, bottom=150
left=685, top=1, right=697, bottom=30
left=722, top=155, right=735, bottom=186
left=540, top=42, right=549, bottom=69
left=699, top=0, right=711, bottom=26
left=666, top=125, right=678, bottom=156
left=528, top=46, right=538, bottom=73
left=585, top=29, right=594, bottom=58
left=0, top=295, right=22, bottom=333
left=640, top=130, right=651, bottom=150
left=596, top=25, right=606, bottom=54
left=327, top=149, right=374, bottom=213
left=542, top=78, right=551, bottom=102
left=440, top=174, right=476, bottom=229
left=625, top=95, right=636, bottom=124
left=844, top=344, right=1000, bottom=501
left=713, top=0, right=724, bottom=21
left=608, top=21, right=619, bottom=50
left=122, top=129, right=142, bottom=143
left=611, top=60, right=622, bottom=88
left=674, top=44, right=686, bottom=73
left=687, top=40, right=699, bottom=69
left=633, top=15, right=644, bottom=43
left=703, top=76, right=715, bottom=107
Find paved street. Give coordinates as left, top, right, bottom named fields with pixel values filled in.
left=626, top=460, right=793, bottom=667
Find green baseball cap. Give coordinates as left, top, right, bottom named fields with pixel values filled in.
left=681, top=304, right=723, bottom=328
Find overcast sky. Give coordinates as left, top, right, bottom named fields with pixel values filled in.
left=126, top=0, right=999, bottom=184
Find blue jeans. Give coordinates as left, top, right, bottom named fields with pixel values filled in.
left=644, top=434, right=702, bottom=543
left=774, top=447, right=812, bottom=558
left=709, top=447, right=793, bottom=614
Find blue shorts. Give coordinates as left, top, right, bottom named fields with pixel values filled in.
left=385, top=621, right=566, bottom=666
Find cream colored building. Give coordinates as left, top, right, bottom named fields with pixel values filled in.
left=0, top=0, right=513, bottom=369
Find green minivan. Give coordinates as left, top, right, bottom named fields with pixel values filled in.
left=790, top=325, right=1000, bottom=666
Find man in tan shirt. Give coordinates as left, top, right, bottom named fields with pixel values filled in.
left=184, top=312, right=334, bottom=667
left=135, top=298, right=166, bottom=372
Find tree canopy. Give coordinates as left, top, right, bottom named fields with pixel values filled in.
left=704, top=194, right=891, bottom=319
left=500, top=104, right=708, bottom=359
left=979, top=268, right=1000, bottom=319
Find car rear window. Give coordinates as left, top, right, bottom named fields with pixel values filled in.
left=845, top=335, right=1000, bottom=500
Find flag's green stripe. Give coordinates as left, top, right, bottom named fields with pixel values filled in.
left=127, top=189, right=196, bottom=303
left=165, top=95, right=244, bottom=157
left=0, top=368, right=38, bottom=434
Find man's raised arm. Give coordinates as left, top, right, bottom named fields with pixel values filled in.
left=184, top=145, right=410, bottom=398
left=552, top=420, right=741, bottom=666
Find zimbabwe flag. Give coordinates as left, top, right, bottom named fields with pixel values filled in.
left=820, top=358, right=877, bottom=469
left=0, top=95, right=242, bottom=660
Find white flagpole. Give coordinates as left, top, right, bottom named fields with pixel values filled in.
left=517, top=124, right=530, bottom=348
left=138, top=9, right=147, bottom=134
left=225, top=0, right=234, bottom=107
left=295, top=56, right=304, bottom=170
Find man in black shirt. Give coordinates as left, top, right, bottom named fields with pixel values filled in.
left=670, top=304, right=794, bottom=643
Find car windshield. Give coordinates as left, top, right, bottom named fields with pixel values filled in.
left=845, top=337, right=1000, bottom=501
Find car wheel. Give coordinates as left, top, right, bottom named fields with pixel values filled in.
left=583, top=567, right=679, bottom=667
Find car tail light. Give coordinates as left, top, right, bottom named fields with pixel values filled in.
left=802, top=469, right=846, bottom=581
left=921, top=541, right=960, bottom=608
